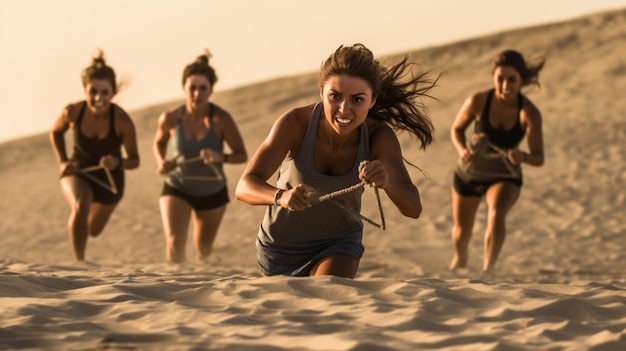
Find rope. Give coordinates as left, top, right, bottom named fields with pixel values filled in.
left=78, top=165, right=118, bottom=194
left=166, top=154, right=224, bottom=181
left=314, top=161, right=385, bottom=230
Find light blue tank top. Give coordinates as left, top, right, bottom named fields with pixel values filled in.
left=165, top=104, right=226, bottom=196
left=258, top=103, right=370, bottom=252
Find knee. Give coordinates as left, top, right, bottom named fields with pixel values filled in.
left=487, top=206, right=510, bottom=220
left=70, top=197, right=91, bottom=215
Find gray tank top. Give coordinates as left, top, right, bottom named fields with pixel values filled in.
left=165, top=104, right=226, bottom=196
left=258, top=103, right=370, bottom=251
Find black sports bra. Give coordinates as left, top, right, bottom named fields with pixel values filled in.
left=476, top=89, right=525, bottom=149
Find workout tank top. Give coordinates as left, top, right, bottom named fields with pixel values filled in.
left=258, top=103, right=370, bottom=249
left=476, top=89, right=525, bottom=149
left=165, top=104, right=226, bottom=196
left=72, top=102, right=122, bottom=167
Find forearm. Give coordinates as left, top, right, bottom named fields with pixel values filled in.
left=223, top=149, right=248, bottom=164
left=521, top=150, right=544, bottom=166
left=49, top=131, right=68, bottom=164
left=383, top=181, right=422, bottom=218
left=235, top=175, right=279, bottom=206
left=119, top=154, right=139, bottom=170
left=153, top=140, right=169, bottom=164
left=451, top=129, right=468, bottom=156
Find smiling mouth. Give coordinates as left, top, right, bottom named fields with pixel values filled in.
left=336, top=117, right=352, bottom=126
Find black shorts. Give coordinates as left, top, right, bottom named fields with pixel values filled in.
left=76, top=169, right=124, bottom=205
left=161, top=183, right=229, bottom=211
left=453, top=172, right=522, bottom=197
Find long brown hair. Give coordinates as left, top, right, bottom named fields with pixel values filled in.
left=320, top=43, right=437, bottom=149
left=493, top=49, right=545, bottom=88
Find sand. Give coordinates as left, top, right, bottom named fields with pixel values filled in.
left=1, top=8, right=625, bottom=351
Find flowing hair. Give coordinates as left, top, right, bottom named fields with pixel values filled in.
left=320, top=43, right=437, bottom=149
left=493, top=49, right=545, bottom=88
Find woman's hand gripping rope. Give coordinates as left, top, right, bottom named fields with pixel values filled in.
left=161, top=154, right=224, bottom=181
left=313, top=161, right=386, bottom=230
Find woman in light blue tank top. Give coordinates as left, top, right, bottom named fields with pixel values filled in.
left=236, top=44, right=438, bottom=278
left=154, top=50, right=248, bottom=263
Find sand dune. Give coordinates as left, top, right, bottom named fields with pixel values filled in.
left=1, top=8, right=625, bottom=350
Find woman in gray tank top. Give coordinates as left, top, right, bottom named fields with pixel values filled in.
left=236, top=44, right=438, bottom=278
left=154, top=50, right=248, bottom=263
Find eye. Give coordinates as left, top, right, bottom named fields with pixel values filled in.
left=352, top=96, right=364, bottom=104
left=329, top=92, right=341, bottom=100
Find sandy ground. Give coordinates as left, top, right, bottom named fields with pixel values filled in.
left=1, top=8, right=625, bottom=350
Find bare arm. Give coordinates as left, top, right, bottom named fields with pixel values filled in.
left=214, top=108, right=247, bottom=164
left=116, top=109, right=140, bottom=170
left=49, top=105, right=79, bottom=176
left=520, top=101, right=544, bottom=166
left=367, top=122, right=422, bottom=218
left=235, top=106, right=313, bottom=209
left=50, top=107, right=71, bottom=165
left=153, top=111, right=175, bottom=175
left=451, top=93, right=482, bottom=163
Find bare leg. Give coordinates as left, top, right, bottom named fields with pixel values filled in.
left=483, top=182, right=521, bottom=272
left=159, top=196, right=192, bottom=263
left=191, top=205, right=227, bottom=261
left=60, top=176, right=93, bottom=261
left=310, top=254, right=360, bottom=278
left=450, top=188, right=482, bottom=270
left=88, top=202, right=119, bottom=237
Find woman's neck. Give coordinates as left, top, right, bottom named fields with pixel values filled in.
left=318, top=117, right=359, bottom=151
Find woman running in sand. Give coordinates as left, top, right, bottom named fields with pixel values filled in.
left=236, top=43, right=437, bottom=278
left=50, top=49, right=140, bottom=261
left=449, top=49, right=545, bottom=273
left=153, top=50, right=247, bottom=263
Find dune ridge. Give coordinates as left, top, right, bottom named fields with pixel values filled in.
left=1, top=7, right=625, bottom=350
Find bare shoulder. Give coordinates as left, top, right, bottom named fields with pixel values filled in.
left=112, top=104, right=135, bottom=127
left=63, top=101, right=86, bottom=123
left=467, top=89, right=491, bottom=109
left=521, top=96, right=542, bottom=125
left=275, top=103, right=316, bottom=131
left=267, top=104, right=316, bottom=154
left=158, top=105, right=181, bottom=128
left=211, top=103, right=235, bottom=124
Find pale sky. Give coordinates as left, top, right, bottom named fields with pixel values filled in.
left=1, top=0, right=623, bottom=142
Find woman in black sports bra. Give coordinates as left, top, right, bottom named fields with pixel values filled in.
left=449, top=50, right=545, bottom=273
left=50, top=50, right=140, bottom=261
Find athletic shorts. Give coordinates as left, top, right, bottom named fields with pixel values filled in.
left=453, top=172, right=522, bottom=197
left=161, top=183, right=229, bottom=211
left=256, top=238, right=364, bottom=277
left=74, top=169, right=124, bottom=205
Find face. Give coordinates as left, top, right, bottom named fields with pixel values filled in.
left=84, top=79, right=114, bottom=114
left=183, top=74, right=212, bottom=110
left=493, top=65, right=521, bottom=101
left=320, top=74, right=375, bottom=136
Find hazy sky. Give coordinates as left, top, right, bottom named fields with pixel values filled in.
left=1, top=0, right=623, bottom=142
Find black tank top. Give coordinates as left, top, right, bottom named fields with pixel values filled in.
left=476, top=89, right=525, bottom=149
left=72, top=102, right=123, bottom=167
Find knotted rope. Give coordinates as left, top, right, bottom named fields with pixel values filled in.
left=314, top=161, right=385, bottom=230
